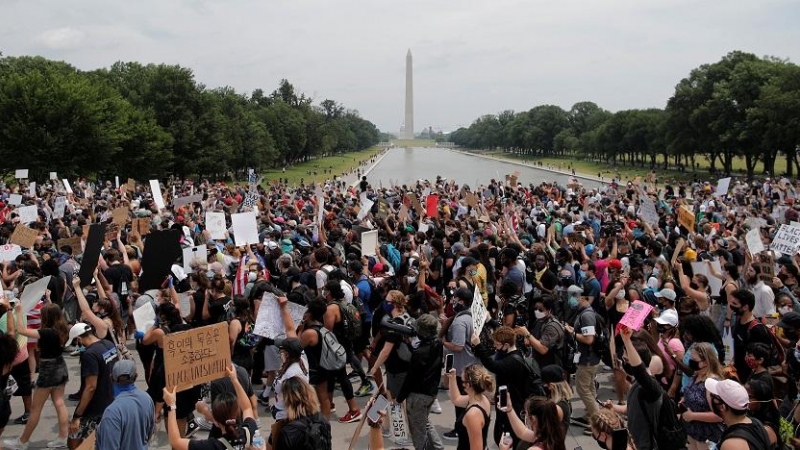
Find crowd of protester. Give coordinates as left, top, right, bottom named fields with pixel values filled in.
left=0, top=167, right=799, bottom=450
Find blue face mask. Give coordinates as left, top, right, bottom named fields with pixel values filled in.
left=568, top=295, right=579, bottom=308
left=113, top=383, right=136, bottom=398
left=383, top=302, right=393, bottom=312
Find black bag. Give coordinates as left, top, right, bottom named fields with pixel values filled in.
left=641, top=388, right=687, bottom=450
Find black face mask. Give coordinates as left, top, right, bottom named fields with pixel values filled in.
left=711, top=399, right=724, bottom=418
left=689, top=282, right=699, bottom=290
left=729, top=305, right=741, bottom=315
left=689, top=360, right=701, bottom=371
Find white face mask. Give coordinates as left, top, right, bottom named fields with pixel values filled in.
left=616, top=289, right=626, bottom=300
left=780, top=305, right=793, bottom=315
left=534, top=310, right=547, bottom=320
left=248, top=272, right=257, bottom=282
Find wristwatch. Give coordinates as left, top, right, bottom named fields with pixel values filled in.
left=165, top=404, right=176, bottom=412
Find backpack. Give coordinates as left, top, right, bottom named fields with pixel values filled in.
left=337, top=301, right=362, bottom=341
left=512, top=353, right=546, bottom=398
left=236, top=319, right=260, bottom=348
left=545, top=319, right=576, bottom=374
left=641, top=388, right=688, bottom=450
left=747, top=320, right=786, bottom=367
left=579, top=308, right=611, bottom=365
left=299, top=414, right=333, bottom=450
left=317, top=327, right=346, bottom=371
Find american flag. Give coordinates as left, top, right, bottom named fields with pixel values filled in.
left=232, top=256, right=247, bottom=297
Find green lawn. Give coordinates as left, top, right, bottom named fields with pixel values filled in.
left=259, top=147, right=382, bottom=186
left=391, top=139, right=436, bottom=147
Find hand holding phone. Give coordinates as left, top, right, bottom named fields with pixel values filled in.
left=498, top=385, right=508, bottom=410
left=367, top=394, right=390, bottom=423
left=444, top=353, right=454, bottom=374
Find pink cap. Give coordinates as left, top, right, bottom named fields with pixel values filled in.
left=705, top=378, right=748, bottom=410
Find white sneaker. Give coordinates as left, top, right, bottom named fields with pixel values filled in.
left=47, top=438, right=68, bottom=448
left=3, top=438, right=28, bottom=450
left=430, top=398, right=442, bottom=414
left=393, top=437, right=413, bottom=446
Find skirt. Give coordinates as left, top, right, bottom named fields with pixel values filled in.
left=36, top=357, right=69, bottom=388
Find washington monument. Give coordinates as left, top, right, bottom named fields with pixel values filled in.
left=403, top=49, right=414, bottom=139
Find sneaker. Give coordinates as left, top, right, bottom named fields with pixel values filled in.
left=47, top=438, right=67, bottom=448
left=13, top=413, right=29, bottom=425
left=583, top=428, right=594, bottom=436
left=3, top=438, right=28, bottom=450
left=195, top=416, right=213, bottom=431
left=430, top=399, right=442, bottom=414
left=337, top=409, right=362, bottom=423
left=347, top=370, right=359, bottom=380
left=68, top=392, right=81, bottom=401
left=393, top=437, right=413, bottom=446
left=330, top=403, right=336, bottom=414
left=355, top=383, right=373, bottom=397
left=185, top=418, right=200, bottom=437
left=571, top=416, right=590, bottom=428
left=442, top=430, right=459, bottom=440
left=382, top=427, right=391, bottom=438
left=257, top=395, right=270, bottom=406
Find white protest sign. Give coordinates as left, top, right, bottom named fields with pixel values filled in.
left=62, top=179, right=73, bottom=194
left=17, top=205, right=38, bottom=224
left=358, top=194, right=374, bottom=221
left=49, top=172, right=58, bottom=180
left=231, top=212, right=259, bottom=246
left=253, top=293, right=307, bottom=339
left=639, top=196, right=659, bottom=224
left=53, top=196, right=66, bottom=219
left=182, top=245, right=206, bottom=272
left=115, top=176, right=120, bottom=189
left=316, top=187, right=325, bottom=225
left=361, top=230, right=378, bottom=256
left=418, top=221, right=430, bottom=234
left=149, top=180, right=165, bottom=210
left=20, top=276, right=51, bottom=313
left=28, top=183, right=36, bottom=196
left=0, top=244, right=21, bottom=262
left=8, top=194, right=22, bottom=206
left=746, top=228, right=765, bottom=255
left=14, top=169, right=28, bottom=179
left=133, top=302, right=157, bottom=333
left=770, top=224, right=800, bottom=255
left=471, top=284, right=488, bottom=334
left=714, top=177, right=731, bottom=198
left=691, top=260, right=723, bottom=296
left=177, top=292, right=191, bottom=317
left=205, top=212, right=226, bottom=240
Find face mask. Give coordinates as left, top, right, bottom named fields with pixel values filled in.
left=534, top=310, right=546, bottom=320
left=711, top=399, right=724, bottom=418
left=568, top=296, right=579, bottom=308
left=206, top=270, right=215, bottom=279
left=496, top=345, right=509, bottom=355
left=469, top=269, right=478, bottom=277
left=729, top=305, right=741, bottom=315
left=383, top=302, right=393, bottom=312
left=689, top=282, right=699, bottom=290
left=454, top=303, right=466, bottom=313
left=780, top=306, right=793, bottom=315
left=615, top=290, right=625, bottom=300
left=744, top=355, right=758, bottom=370
left=407, top=276, right=417, bottom=284
left=689, top=359, right=701, bottom=371
left=248, top=272, right=257, bottom=282
left=793, top=348, right=800, bottom=361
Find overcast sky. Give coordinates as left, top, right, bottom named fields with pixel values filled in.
left=2, top=0, right=799, bottom=134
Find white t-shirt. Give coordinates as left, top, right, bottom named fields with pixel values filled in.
left=273, top=355, right=309, bottom=420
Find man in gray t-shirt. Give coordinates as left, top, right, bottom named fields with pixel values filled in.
left=565, top=295, right=602, bottom=425
left=442, top=288, right=479, bottom=440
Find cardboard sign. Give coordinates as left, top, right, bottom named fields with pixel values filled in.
left=0, top=244, right=21, bottom=262
left=253, top=293, right=307, bottom=339
left=57, top=236, right=83, bottom=254
left=75, top=431, right=95, bottom=450
left=53, top=196, right=66, bottom=219
left=14, top=169, right=28, bottom=179
left=8, top=194, right=22, bottom=206
left=397, top=204, right=409, bottom=223
left=104, top=222, right=120, bottom=242
left=127, top=178, right=136, bottom=194
left=111, top=207, right=128, bottom=225
left=639, top=196, right=659, bottom=225
left=471, top=283, right=489, bottom=334
left=231, top=212, right=259, bottom=246
left=21, top=276, right=51, bottom=313
left=759, top=253, right=776, bottom=280
left=163, top=322, right=231, bottom=392
left=62, top=179, right=73, bottom=194
left=770, top=224, right=800, bottom=255
left=205, top=212, right=226, bottom=240
left=133, top=217, right=151, bottom=235
left=466, top=193, right=479, bottom=208
left=425, top=194, right=439, bottom=218
left=78, top=224, right=106, bottom=287
left=133, top=302, right=157, bottom=333
left=17, top=205, right=38, bottom=224
left=616, top=300, right=654, bottom=334
left=9, top=225, right=38, bottom=249
left=408, top=193, right=424, bottom=216
left=714, top=177, right=731, bottom=198
left=173, top=194, right=203, bottom=208
left=149, top=180, right=166, bottom=210
left=361, top=230, right=378, bottom=256
left=671, top=238, right=685, bottom=267
left=746, top=228, right=765, bottom=255
left=182, top=245, right=206, bottom=272
left=139, top=229, right=182, bottom=292
left=677, top=206, right=695, bottom=232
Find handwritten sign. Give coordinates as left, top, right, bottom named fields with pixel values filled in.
left=616, top=300, right=654, bottom=334
left=471, top=283, right=489, bottom=334
left=639, top=196, right=659, bottom=225
left=8, top=194, right=22, bottom=206
left=0, top=244, right=21, bottom=262
left=62, top=179, right=73, bottom=194
left=361, top=230, right=378, bottom=257
left=57, top=236, right=83, bottom=254
left=127, top=178, right=136, bottom=194
left=164, top=322, right=231, bottom=392
left=746, top=228, right=765, bottom=255
left=231, top=212, right=259, bottom=246
left=49, top=172, right=58, bottom=181
left=677, top=206, right=695, bottom=232
left=21, top=276, right=51, bottom=313
left=17, top=205, right=37, bottom=224
left=714, top=177, right=731, bottom=198
left=53, top=196, right=66, bottom=219
left=173, top=194, right=204, bottom=208
left=133, top=217, right=151, bottom=235
left=205, top=212, right=226, bottom=240
left=111, top=207, right=128, bottom=225
left=9, top=225, right=38, bottom=248
left=770, top=224, right=800, bottom=255
left=253, top=293, right=307, bottom=339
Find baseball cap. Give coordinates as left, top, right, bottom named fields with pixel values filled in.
left=654, top=288, right=677, bottom=302
left=654, top=309, right=679, bottom=327
left=275, top=338, right=303, bottom=356
left=68, top=323, right=92, bottom=342
left=567, top=285, right=583, bottom=295
left=778, top=311, right=800, bottom=330
left=705, top=378, right=749, bottom=410
left=112, top=359, right=138, bottom=384
left=541, top=365, right=566, bottom=383
left=371, top=263, right=385, bottom=275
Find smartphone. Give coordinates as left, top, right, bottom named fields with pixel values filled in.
left=367, top=394, right=390, bottom=423
left=444, top=353, right=454, bottom=373
left=612, top=429, right=629, bottom=450
left=498, top=385, right=508, bottom=409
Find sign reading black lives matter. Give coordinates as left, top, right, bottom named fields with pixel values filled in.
left=770, top=224, right=800, bottom=255
left=164, top=322, right=231, bottom=392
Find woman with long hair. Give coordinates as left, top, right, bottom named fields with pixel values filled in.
left=204, top=275, right=231, bottom=324
left=500, top=395, right=567, bottom=450
left=72, top=275, right=124, bottom=343
left=447, top=363, right=493, bottom=450
left=746, top=379, right=783, bottom=448
left=228, top=295, right=256, bottom=375
left=632, top=329, right=673, bottom=388
left=266, top=338, right=309, bottom=450
left=674, top=314, right=725, bottom=394
left=164, top=364, right=257, bottom=450
left=590, top=409, right=636, bottom=450
left=273, top=376, right=331, bottom=450
left=676, top=263, right=712, bottom=316
left=5, top=303, right=70, bottom=449
left=680, top=342, right=724, bottom=450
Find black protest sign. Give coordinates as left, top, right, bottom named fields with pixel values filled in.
left=139, top=229, right=182, bottom=292
left=78, top=224, right=106, bottom=287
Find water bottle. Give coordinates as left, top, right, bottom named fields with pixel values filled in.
left=251, top=429, right=265, bottom=450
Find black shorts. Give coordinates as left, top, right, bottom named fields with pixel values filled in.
left=0, top=397, right=10, bottom=428
left=308, top=368, right=328, bottom=387
left=11, top=359, right=32, bottom=397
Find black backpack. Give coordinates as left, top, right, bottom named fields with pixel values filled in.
left=578, top=308, right=611, bottom=365
left=512, top=352, right=546, bottom=398
left=641, top=388, right=688, bottom=450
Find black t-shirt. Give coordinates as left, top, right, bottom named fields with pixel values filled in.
left=80, top=339, right=117, bottom=417
left=104, top=264, right=133, bottom=302
left=189, top=417, right=256, bottom=450
left=38, top=328, right=63, bottom=359
left=734, top=319, right=772, bottom=382
left=208, top=296, right=230, bottom=323
left=275, top=414, right=331, bottom=450
left=379, top=314, right=411, bottom=374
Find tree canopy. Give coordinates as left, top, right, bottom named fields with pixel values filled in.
left=0, top=56, right=380, bottom=180
left=449, top=51, right=800, bottom=178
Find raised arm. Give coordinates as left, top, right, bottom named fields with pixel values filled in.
left=71, top=277, right=109, bottom=338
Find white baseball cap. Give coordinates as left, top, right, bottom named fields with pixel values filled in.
left=705, top=378, right=749, bottom=410
left=68, top=323, right=92, bottom=342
